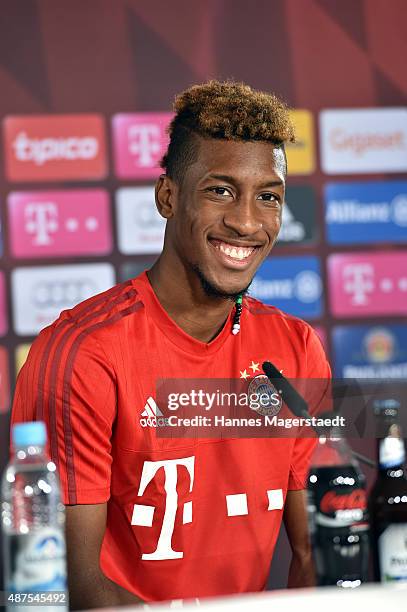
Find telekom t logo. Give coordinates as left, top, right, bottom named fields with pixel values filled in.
left=128, top=124, right=161, bottom=167
left=131, top=457, right=195, bottom=560
left=25, top=202, right=58, bottom=245
left=113, top=113, right=172, bottom=179
left=343, top=263, right=374, bottom=305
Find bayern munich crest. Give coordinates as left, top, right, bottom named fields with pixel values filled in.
left=247, top=374, right=283, bottom=417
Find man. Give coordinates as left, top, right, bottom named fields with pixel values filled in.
left=12, top=80, right=331, bottom=608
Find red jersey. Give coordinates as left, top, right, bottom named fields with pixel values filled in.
left=12, top=271, right=331, bottom=601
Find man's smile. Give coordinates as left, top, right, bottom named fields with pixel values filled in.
left=208, top=238, right=262, bottom=269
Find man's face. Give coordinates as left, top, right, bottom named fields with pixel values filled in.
left=162, top=137, right=286, bottom=297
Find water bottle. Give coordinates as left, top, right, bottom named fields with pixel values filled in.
left=1, top=422, right=68, bottom=611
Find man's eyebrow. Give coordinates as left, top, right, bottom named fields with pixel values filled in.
left=203, top=173, right=284, bottom=188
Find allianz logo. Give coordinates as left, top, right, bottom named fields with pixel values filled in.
left=140, top=397, right=169, bottom=428
left=13, top=131, right=99, bottom=166
left=326, top=195, right=407, bottom=227
left=251, top=270, right=322, bottom=303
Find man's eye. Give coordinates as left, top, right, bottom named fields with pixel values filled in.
left=258, top=193, right=279, bottom=202
left=208, top=187, right=232, bottom=196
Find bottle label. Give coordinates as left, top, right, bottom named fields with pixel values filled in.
left=379, top=437, right=405, bottom=469
left=308, top=466, right=369, bottom=529
left=6, top=527, right=67, bottom=593
left=378, top=524, right=407, bottom=582
left=317, top=488, right=368, bottom=528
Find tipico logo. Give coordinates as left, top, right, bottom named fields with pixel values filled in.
left=12, top=132, right=98, bottom=165
left=3, top=115, right=107, bottom=181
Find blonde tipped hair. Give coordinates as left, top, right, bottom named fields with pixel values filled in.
left=161, top=80, right=295, bottom=182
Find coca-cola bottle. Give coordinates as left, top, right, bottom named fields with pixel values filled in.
left=307, top=428, right=370, bottom=587
left=369, top=398, right=407, bottom=583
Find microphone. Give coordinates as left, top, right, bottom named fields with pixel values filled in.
left=262, top=361, right=311, bottom=421
left=262, top=361, right=376, bottom=468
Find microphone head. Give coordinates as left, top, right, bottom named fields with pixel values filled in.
left=262, top=361, right=310, bottom=419
left=262, top=361, right=282, bottom=380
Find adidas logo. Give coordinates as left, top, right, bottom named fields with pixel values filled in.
left=140, top=397, right=169, bottom=428
left=142, top=397, right=163, bottom=418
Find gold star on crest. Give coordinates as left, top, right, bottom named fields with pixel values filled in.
left=249, top=361, right=260, bottom=373
left=240, top=369, right=250, bottom=380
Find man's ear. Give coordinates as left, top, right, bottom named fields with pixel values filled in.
left=155, top=174, right=178, bottom=219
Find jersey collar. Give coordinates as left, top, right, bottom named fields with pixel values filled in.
left=132, top=271, right=235, bottom=355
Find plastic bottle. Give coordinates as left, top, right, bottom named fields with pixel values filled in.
left=1, top=422, right=68, bottom=610
left=369, top=398, right=407, bottom=582
left=307, top=429, right=370, bottom=587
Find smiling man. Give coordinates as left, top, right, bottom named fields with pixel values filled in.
left=12, top=81, right=330, bottom=608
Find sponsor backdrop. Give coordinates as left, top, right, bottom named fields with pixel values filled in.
left=0, top=0, right=406, bottom=591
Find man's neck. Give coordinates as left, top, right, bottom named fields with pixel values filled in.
left=147, top=260, right=234, bottom=343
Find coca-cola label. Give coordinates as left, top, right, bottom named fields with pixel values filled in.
left=320, top=489, right=367, bottom=514
left=309, top=467, right=368, bottom=528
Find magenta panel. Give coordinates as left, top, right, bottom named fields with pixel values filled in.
left=8, top=189, right=112, bottom=258
left=112, top=113, right=172, bottom=179
left=328, top=252, right=407, bottom=317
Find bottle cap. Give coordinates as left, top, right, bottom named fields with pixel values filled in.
left=12, top=422, right=47, bottom=448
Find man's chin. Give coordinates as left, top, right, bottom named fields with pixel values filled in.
left=192, top=265, right=252, bottom=300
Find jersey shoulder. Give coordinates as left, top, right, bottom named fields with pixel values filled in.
left=40, top=279, right=145, bottom=341
left=243, top=294, right=312, bottom=336
left=243, top=295, right=330, bottom=377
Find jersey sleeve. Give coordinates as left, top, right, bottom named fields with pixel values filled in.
left=287, top=325, right=332, bottom=490
left=11, top=326, right=116, bottom=505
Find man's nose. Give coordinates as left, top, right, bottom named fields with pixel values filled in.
left=222, top=196, right=263, bottom=236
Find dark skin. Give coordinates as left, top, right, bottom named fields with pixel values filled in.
left=149, top=138, right=286, bottom=341
left=66, top=137, right=315, bottom=609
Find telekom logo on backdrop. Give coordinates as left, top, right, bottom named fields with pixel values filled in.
left=328, top=253, right=407, bottom=316
left=8, top=190, right=112, bottom=258
left=112, top=113, right=172, bottom=179
left=3, top=115, right=107, bottom=181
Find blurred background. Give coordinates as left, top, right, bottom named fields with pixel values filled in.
left=0, top=0, right=406, bottom=592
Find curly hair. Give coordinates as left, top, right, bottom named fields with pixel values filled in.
left=161, top=80, right=295, bottom=183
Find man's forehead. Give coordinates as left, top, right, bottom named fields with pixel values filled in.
left=192, top=137, right=286, bottom=181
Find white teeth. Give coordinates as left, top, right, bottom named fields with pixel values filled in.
left=217, top=242, right=254, bottom=260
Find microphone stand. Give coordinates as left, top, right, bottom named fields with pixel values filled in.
left=262, top=361, right=375, bottom=469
